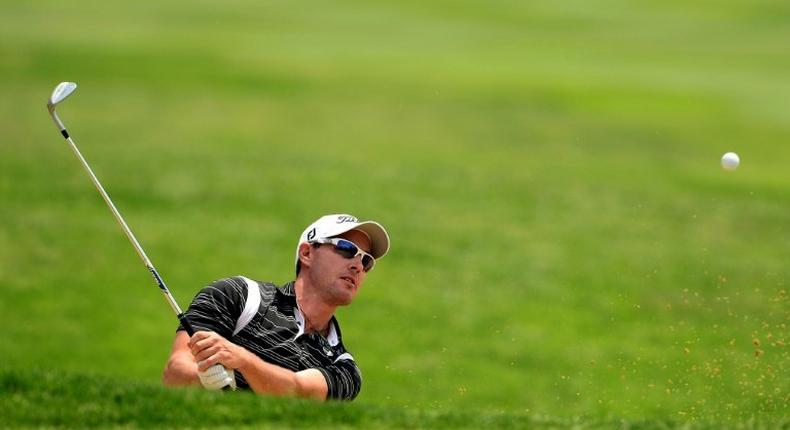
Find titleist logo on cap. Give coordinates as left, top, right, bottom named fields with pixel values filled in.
left=336, top=216, right=358, bottom=223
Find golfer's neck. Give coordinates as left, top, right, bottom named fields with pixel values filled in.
left=294, top=278, right=335, bottom=328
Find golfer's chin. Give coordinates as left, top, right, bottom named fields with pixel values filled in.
left=328, top=282, right=357, bottom=306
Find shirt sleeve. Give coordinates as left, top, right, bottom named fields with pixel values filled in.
left=177, top=277, right=246, bottom=338
left=316, top=358, right=362, bottom=401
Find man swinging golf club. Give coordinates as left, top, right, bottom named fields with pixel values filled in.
left=45, top=82, right=388, bottom=401
left=162, top=214, right=390, bottom=401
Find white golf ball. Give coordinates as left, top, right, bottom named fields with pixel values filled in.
left=721, top=152, right=740, bottom=171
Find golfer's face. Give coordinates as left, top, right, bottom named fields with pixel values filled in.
left=314, top=230, right=372, bottom=305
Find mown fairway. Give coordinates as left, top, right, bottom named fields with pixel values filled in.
left=1, top=0, right=788, bottom=427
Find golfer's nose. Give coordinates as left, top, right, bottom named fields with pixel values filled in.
left=348, top=256, right=363, bottom=272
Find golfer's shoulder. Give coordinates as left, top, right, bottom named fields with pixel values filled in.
left=208, top=276, right=278, bottom=296
left=199, top=276, right=245, bottom=300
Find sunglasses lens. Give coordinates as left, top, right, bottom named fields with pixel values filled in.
left=361, top=255, right=375, bottom=272
left=334, top=240, right=358, bottom=258
left=332, top=239, right=375, bottom=272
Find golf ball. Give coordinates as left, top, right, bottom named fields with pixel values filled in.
left=721, top=152, right=740, bottom=171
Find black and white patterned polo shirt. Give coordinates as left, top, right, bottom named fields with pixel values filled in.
left=178, top=276, right=361, bottom=400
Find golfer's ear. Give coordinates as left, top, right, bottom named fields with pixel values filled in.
left=298, top=242, right=313, bottom=269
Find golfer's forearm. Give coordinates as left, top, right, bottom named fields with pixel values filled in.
left=237, top=354, right=302, bottom=396
left=162, top=354, right=200, bottom=386
left=237, top=350, right=324, bottom=400
left=163, top=331, right=200, bottom=386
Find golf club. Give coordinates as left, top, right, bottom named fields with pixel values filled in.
left=46, top=81, right=196, bottom=334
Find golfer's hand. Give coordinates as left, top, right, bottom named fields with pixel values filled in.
left=198, top=364, right=236, bottom=391
left=189, top=331, right=247, bottom=372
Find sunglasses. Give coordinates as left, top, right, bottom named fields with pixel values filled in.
left=311, top=238, right=376, bottom=272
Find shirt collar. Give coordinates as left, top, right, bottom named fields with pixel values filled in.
left=279, top=281, right=296, bottom=297
left=293, top=304, right=340, bottom=346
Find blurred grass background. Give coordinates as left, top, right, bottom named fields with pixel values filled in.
left=1, top=0, right=788, bottom=426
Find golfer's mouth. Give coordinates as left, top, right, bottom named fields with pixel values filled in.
left=340, top=276, right=356, bottom=288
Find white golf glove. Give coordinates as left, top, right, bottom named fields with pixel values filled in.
left=198, top=364, right=236, bottom=391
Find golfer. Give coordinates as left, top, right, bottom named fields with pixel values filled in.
left=162, top=214, right=389, bottom=401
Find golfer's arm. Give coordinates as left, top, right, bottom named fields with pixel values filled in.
left=236, top=349, right=328, bottom=401
left=162, top=331, right=200, bottom=386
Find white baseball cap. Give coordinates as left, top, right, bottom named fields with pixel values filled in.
left=295, top=214, right=390, bottom=274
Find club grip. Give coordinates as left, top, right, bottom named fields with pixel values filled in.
left=178, top=313, right=195, bottom=336
left=179, top=314, right=233, bottom=391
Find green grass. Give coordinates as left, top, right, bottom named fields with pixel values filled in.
left=2, top=368, right=785, bottom=429
left=1, top=0, right=789, bottom=428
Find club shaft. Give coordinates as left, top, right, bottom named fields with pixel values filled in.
left=50, top=110, right=194, bottom=334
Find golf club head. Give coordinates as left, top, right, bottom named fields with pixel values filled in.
left=48, top=82, right=77, bottom=111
